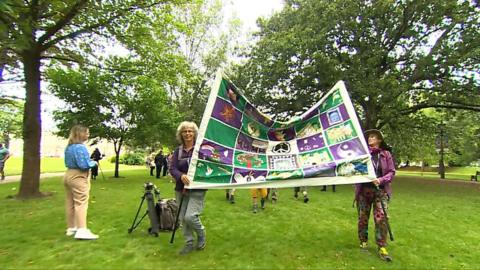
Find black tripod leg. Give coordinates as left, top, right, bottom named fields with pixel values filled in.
left=146, top=192, right=160, bottom=236
left=380, top=199, right=394, bottom=241
left=170, top=193, right=185, bottom=244
left=128, top=195, right=146, bottom=233
left=130, top=211, right=149, bottom=232
left=98, top=163, right=106, bottom=181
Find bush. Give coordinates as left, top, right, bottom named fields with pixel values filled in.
left=108, top=151, right=145, bottom=165
left=122, top=152, right=144, bottom=165
left=109, top=155, right=123, bottom=164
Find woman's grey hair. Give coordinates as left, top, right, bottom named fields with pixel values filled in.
left=175, top=121, right=199, bottom=144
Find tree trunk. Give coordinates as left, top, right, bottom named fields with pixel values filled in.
left=113, top=137, right=123, bottom=178
left=362, top=101, right=378, bottom=130
left=18, top=51, right=43, bottom=198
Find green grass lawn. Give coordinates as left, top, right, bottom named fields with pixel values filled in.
left=0, top=171, right=479, bottom=269
left=397, top=166, right=480, bottom=181
left=3, top=157, right=142, bottom=176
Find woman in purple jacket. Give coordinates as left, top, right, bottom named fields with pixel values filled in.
left=356, top=129, right=395, bottom=261
left=169, top=121, right=207, bottom=255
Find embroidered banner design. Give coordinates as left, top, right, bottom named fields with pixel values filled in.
left=186, top=71, right=375, bottom=189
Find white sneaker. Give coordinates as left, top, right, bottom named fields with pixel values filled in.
left=66, top=227, right=77, bottom=236
left=74, top=228, right=99, bottom=240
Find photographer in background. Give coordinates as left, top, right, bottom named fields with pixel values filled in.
left=169, top=121, right=207, bottom=255
left=154, top=150, right=165, bottom=179
left=161, top=151, right=169, bottom=177
left=90, top=148, right=102, bottom=180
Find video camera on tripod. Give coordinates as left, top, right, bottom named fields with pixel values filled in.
left=144, top=182, right=160, bottom=194
left=128, top=182, right=177, bottom=237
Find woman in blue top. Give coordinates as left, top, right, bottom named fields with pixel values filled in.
left=63, top=125, right=99, bottom=240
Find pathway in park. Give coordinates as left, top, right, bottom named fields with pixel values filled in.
left=0, top=167, right=142, bottom=185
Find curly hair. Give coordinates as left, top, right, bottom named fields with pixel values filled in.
left=175, top=121, right=198, bottom=145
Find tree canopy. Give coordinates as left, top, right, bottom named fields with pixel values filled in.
left=231, top=0, right=480, bottom=165
left=46, top=0, right=238, bottom=177
left=48, top=56, right=180, bottom=177
left=171, top=0, right=241, bottom=123
left=233, top=0, right=480, bottom=128
left=0, top=0, right=186, bottom=198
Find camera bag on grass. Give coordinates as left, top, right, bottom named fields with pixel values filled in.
left=156, top=198, right=178, bottom=231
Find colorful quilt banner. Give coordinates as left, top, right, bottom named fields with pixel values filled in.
left=186, top=71, right=375, bottom=189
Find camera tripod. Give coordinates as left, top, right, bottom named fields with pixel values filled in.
left=128, top=185, right=161, bottom=237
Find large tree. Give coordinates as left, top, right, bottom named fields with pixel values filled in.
left=0, top=0, right=183, bottom=198
left=48, top=57, right=180, bottom=177
left=233, top=0, right=480, bottom=128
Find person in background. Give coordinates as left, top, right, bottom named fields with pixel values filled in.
left=0, top=143, right=11, bottom=181
left=251, top=188, right=267, bottom=213
left=146, top=154, right=155, bottom=176
left=90, top=148, right=102, bottom=180
left=226, top=188, right=235, bottom=204
left=269, top=188, right=278, bottom=203
left=294, top=186, right=309, bottom=203
left=169, top=121, right=207, bottom=255
left=356, top=129, right=395, bottom=262
left=63, top=125, right=99, bottom=240
left=155, top=150, right=165, bottom=179
left=321, top=185, right=336, bottom=192
left=162, top=151, right=169, bottom=177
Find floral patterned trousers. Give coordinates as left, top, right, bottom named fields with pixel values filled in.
left=357, top=186, right=389, bottom=247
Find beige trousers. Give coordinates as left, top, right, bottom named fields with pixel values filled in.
left=64, top=169, right=90, bottom=229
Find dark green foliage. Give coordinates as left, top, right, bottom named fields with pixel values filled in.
left=233, top=0, right=480, bottom=127
left=109, top=155, right=120, bottom=164
left=232, top=0, right=480, bottom=165
left=122, top=152, right=146, bottom=165
left=0, top=0, right=188, bottom=197
left=0, top=100, right=22, bottom=147
left=48, top=56, right=181, bottom=177
left=441, top=111, right=480, bottom=166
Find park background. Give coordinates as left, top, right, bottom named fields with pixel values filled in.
left=1, top=0, right=479, bottom=269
